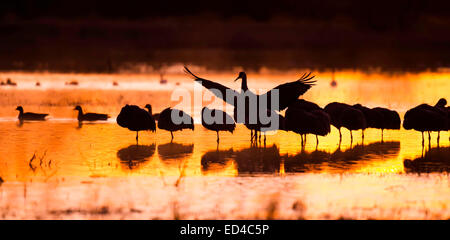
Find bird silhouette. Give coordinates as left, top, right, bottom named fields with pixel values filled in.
left=117, top=104, right=156, bottom=143
left=201, top=107, right=236, bottom=143
left=371, top=107, right=401, bottom=140
left=330, top=68, right=337, bottom=87
left=285, top=99, right=331, bottom=147
left=157, top=107, right=194, bottom=141
left=16, top=106, right=48, bottom=121
left=185, top=66, right=314, bottom=140
left=353, top=104, right=400, bottom=141
left=324, top=102, right=367, bottom=144
left=2, top=78, right=17, bottom=86
left=403, top=99, right=448, bottom=146
left=73, top=106, right=109, bottom=122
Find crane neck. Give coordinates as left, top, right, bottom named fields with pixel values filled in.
left=240, top=74, right=248, bottom=92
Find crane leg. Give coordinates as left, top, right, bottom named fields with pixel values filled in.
left=339, top=129, right=342, bottom=143
left=350, top=130, right=353, bottom=146
left=421, top=132, right=424, bottom=147
left=216, top=131, right=219, bottom=143
left=437, top=131, right=440, bottom=147
left=428, top=131, right=431, bottom=149
left=136, top=131, right=139, bottom=145
left=316, top=135, right=319, bottom=148
left=171, top=131, right=174, bottom=142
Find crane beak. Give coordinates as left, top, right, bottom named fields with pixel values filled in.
left=234, top=76, right=241, bottom=82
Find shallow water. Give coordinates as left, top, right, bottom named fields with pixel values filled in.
left=0, top=70, right=449, bottom=219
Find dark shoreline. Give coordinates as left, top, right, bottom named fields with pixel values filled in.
left=1, top=17, right=450, bottom=73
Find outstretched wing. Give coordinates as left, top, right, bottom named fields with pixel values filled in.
left=184, top=67, right=238, bottom=106
left=261, top=72, right=316, bottom=111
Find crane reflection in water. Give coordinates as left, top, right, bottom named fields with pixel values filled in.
left=404, top=146, right=450, bottom=173
left=117, top=144, right=156, bottom=171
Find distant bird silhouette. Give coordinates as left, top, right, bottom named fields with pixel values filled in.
left=1, top=78, right=17, bottom=86
left=65, top=81, right=78, bottom=86
left=185, top=66, right=315, bottom=140
left=157, top=107, right=194, bottom=141
left=16, top=106, right=48, bottom=121
left=330, top=68, right=337, bottom=87
left=201, top=107, right=236, bottom=143
left=286, top=100, right=331, bottom=146
left=74, top=105, right=109, bottom=122
left=145, top=104, right=160, bottom=121
left=324, top=102, right=367, bottom=143
left=403, top=99, right=448, bottom=145
left=117, top=104, right=156, bottom=143
left=159, top=74, right=168, bottom=84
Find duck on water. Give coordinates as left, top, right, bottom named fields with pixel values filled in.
left=16, top=106, right=48, bottom=121
left=73, top=105, right=110, bottom=122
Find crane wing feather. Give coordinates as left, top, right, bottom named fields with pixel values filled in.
left=261, top=73, right=316, bottom=111
left=185, top=67, right=238, bottom=106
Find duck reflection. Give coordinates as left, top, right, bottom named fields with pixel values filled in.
left=404, top=147, right=450, bottom=173
left=284, top=141, right=400, bottom=172
left=117, top=144, right=156, bottom=170
left=17, top=120, right=24, bottom=127
left=234, top=144, right=281, bottom=174
left=201, top=148, right=234, bottom=172
left=157, top=142, right=194, bottom=161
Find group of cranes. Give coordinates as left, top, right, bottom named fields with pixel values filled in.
left=13, top=67, right=449, bottom=147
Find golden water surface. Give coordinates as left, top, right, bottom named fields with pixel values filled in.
left=0, top=69, right=449, bottom=219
